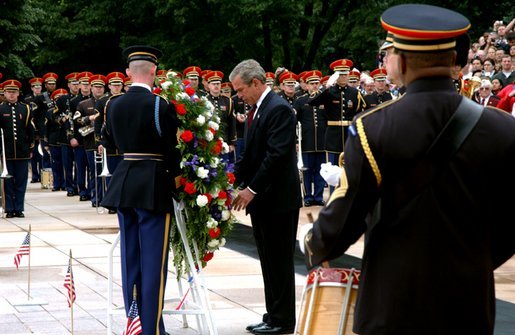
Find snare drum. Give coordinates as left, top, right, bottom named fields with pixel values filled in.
left=41, top=168, right=53, bottom=189
left=295, top=267, right=360, bottom=335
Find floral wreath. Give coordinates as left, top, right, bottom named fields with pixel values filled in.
left=156, top=71, right=237, bottom=276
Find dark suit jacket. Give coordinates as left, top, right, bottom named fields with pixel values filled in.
left=235, top=90, right=302, bottom=213
left=101, top=85, right=179, bottom=212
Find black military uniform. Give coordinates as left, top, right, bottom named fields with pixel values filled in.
left=364, top=68, right=393, bottom=109
left=304, top=5, right=515, bottom=334
left=277, top=72, right=299, bottom=108
left=0, top=80, right=34, bottom=218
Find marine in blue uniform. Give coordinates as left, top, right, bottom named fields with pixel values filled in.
left=101, top=45, right=179, bottom=335
left=0, top=80, right=34, bottom=218
left=302, top=5, right=515, bottom=334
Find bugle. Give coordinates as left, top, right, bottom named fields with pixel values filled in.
left=94, top=148, right=111, bottom=214
left=0, top=128, right=12, bottom=218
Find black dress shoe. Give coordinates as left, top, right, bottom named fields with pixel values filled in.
left=246, top=322, right=267, bottom=332
left=14, top=212, right=25, bottom=218
left=303, top=200, right=313, bottom=207
left=252, top=324, right=294, bottom=334
left=6, top=212, right=14, bottom=218
left=30, top=179, right=40, bottom=183
left=79, top=195, right=90, bottom=201
left=91, top=203, right=97, bottom=208
left=67, top=191, right=76, bottom=197
left=314, top=200, right=326, bottom=206
left=108, top=209, right=117, bottom=214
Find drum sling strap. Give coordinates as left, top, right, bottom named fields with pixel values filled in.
left=369, top=98, right=484, bottom=233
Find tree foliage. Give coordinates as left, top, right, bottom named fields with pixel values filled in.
left=0, top=0, right=512, bottom=85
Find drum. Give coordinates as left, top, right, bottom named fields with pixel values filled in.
left=41, top=168, right=53, bottom=189
left=295, top=267, right=360, bottom=335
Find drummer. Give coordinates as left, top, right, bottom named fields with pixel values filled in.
left=301, top=4, right=515, bottom=334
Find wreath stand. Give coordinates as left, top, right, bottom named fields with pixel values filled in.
left=106, top=200, right=218, bottom=335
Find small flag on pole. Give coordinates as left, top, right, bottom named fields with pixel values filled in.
left=123, top=285, right=142, bottom=335
left=14, top=233, right=30, bottom=270
left=64, top=258, right=76, bottom=307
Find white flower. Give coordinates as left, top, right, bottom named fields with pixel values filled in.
left=213, top=115, right=220, bottom=123
left=205, top=130, right=214, bottom=141
left=221, top=210, right=231, bottom=221
left=208, top=121, right=219, bottom=131
left=210, top=157, right=219, bottom=168
left=205, top=100, right=215, bottom=113
left=166, top=71, right=177, bottom=79
left=206, top=217, right=218, bottom=229
left=210, top=187, right=220, bottom=198
left=196, top=166, right=209, bottom=179
left=208, top=239, right=220, bottom=249
left=196, top=115, right=206, bottom=125
left=219, top=238, right=226, bottom=247
left=175, top=92, right=190, bottom=101
left=222, top=142, right=229, bottom=154
left=161, top=81, right=172, bottom=90
left=196, top=195, right=208, bottom=207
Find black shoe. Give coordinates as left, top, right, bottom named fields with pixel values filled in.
left=52, top=188, right=60, bottom=192
left=246, top=322, right=267, bottom=332
left=30, top=179, right=40, bottom=183
left=79, top=195, right=90, bottom=201
left=91, top=203, right=97, bottom=208
left=61, top=187, right=67, bottom=191
left=252, top=324, right=294, bottom=334
left=6, top=212, right=14, bottom=218
left=67, top=191, right=76, bottom=197
left=303, top=200, right=313, bottom=207
left=314, top=200, right=326, bottom=206
left=108, top=209, right=117, bottom=214
left=14, top=212, right=24, bottom=218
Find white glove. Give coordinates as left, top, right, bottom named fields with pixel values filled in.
left=298, top=223, right=313, bottom=254
left=320, top=162, right=343, bottom=187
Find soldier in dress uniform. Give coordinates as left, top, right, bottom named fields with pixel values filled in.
left=54, top=72, right=81, bottom=195
left=24, top=77, right=43, bottom=183
left=296, top=71, right=309, bottom=98
left=302, top=4, right=515, bottom=334
left=205, top=70, right=237, bottom=162
left=0, top=80, right=34, bottom=218
left=278, top=71, right=298, bottom=107
left=94, top=72, right=125, bottom=213
left=380, top=33, right=407, bottom=98
left=101, top=45, right=179, bottom=335
left=348, top=70, right=361, bottom=88
left=265, top=72, right=275, bottom=89
left=364, top=68, right=393, bottom=109
left=309, top=58, right=366, bottom=166
left=199, top=69, right=212, bottom=96
left=47, top=88, right=68, bottom=191
left=156, top=69, right=167, bottom=82
left=123, top=76, right=132, bottom=92
left=320, top=75, right=329, bottom=88
left=220, top=82, right=233, bottom=98
left=182, top=65, right=202, bottom=92
left=294, top=70, right=327, bottom=207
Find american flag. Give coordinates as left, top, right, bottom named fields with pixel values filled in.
left=63, top=262, right=76, bottom=307
left=13, top=233, right=30, bottom=270
left=123, top=298, right=142, bottom=335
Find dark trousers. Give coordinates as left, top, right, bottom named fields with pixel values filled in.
left=235, top=138, right=245, bottom=161
left=86, top=150, right=101, bottom=204
left=73, top=146, right=88, bottom=197
left=250, top=208, right=299, bottom=327
left=118, top=208, right=170, bottom=335
left=50, top=145, right=64, bottom=189
left=61, top=145, right=76, bottom=193
left=302, top=152, right=326, bottom=202
left=4, top=159, right=29, bottom=213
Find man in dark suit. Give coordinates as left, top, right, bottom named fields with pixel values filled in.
left=301, top=4, right=515, bottom=334
left=230, top=59, right=302, bottom=335
left=101, top=45, right=179, bottom=335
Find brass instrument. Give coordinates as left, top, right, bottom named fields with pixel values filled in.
left=94, top=149, right=111, bottom=214
left=78, top=125, right=94, bottom=137
left=0, top=128, right=12, bottom=218
left=463, top=76, right=481, bottom=99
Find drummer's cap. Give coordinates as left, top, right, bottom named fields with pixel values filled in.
left=380, top=4, right=470, bottom=52
left=122, top=45, right=162, bottom=65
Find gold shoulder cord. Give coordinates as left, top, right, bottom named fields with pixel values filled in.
left=356, top=117, right=382, bottom=187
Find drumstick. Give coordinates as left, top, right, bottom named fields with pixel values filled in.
left=306, top=212, right=330, bottom=268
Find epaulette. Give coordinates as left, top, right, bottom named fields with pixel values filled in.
left=153, top=93, right=168, bottom=103
left=354, top=95, right=404, bottom=188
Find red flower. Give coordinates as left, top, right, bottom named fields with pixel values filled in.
left=226, top=172, right=235, bottom=184
left=176, top=104, right=187, bottom=116
left=171, top=99, right=178, bottom=105
left=182, top=79, right=191, bottom=86
left=179, top=177, right=187, bottom=186
left=225, top=197, right=232, bottom=206
left=203, top=252, right=214, bottom=262
left=211, top=139, right=222, bottom=154
left=209, top=128, right=216, bottom=135
left=209, top=227, right=221, bottom=239
left=198, top=139, right=208, bottom=148
left=185, top=87, right=196, bottom=96
left=153, top=87, right=162, bottom=94
left=184, top=182, right=196, bottom=195
left=180, top=130, right=194, bottom=143
left=218, top=190, right=227, bottom=199
left=204, top=193, right=213, bottom=203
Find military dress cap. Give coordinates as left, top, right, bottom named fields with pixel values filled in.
left=303, top=70, right=322, bottom=83
left=265, top=72, right=275, bottom=84
left=3, top=79, right=22, bottom=91
left=78, top=71, right=94, bottom=84
left=29, top=77, right=43, bottom=87
left=370, top=68, right=387, bottom=81
left=107, top=72, right=125, bottom=84
left=320, top=75, right=330, bottom=85
left=183, top=66, right=202, bottom=79
left=298, top=71, right=308, bottom=83
left=43, top=72, right=58, bottom=84
left=348, top=70, right=361, bottom=83
left=124, top=76, right=133, bottom=86
left=221, top=82, right=233, bottom=93
left=122, top=45, right=162, bottom=65
left=51, top=88, right=68, bottom=100
left=380, top=32, right=394, bottom=51
left=330, top=59, right=353, bottom=74
left=90, top=74, right=107, bottom=86
left=205, top=70, right=224, bottom=83
left=200, top=69, right=212, bottom=79
left=380, top=4, right=470, bottom=52
left=156, top=69, right=167, bottom=81
left=279, top=71, right=298, bottom=85
left=65, top=72, right=80, bottom=83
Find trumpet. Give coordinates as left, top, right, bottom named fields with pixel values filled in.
left=94, top=148, right=111, bottom=214
left=0, top=128, right=12, bottom=218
